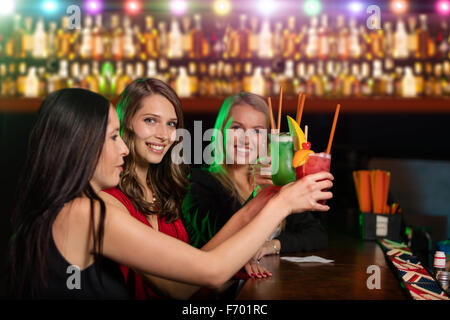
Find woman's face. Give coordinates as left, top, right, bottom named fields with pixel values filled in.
left=225, top=103, right=267, bottom=165
left=131, top=94, right=178, bottom=165
left=91, top=106, right=129, bottom=191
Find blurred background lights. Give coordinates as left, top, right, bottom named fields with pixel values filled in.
left=42, top=0, right=58, bottom=13
left=436, top=0, right=450, bottom=14
left=304, top=0, right=322, bottom=16
left=391, top=0, right=408, bottom=14
left=170, top=0, right=188, bottom=16
left=213, top=0, right=231, bottom=16
left=85, top=0, right=103, bottom=15
left=125, top=0, right=142, bottom=14
left=348, top=1, right=364, bottom=13
left=258, top=0, right=277, bottom=16
left=0, top=0, right=15, bottom=15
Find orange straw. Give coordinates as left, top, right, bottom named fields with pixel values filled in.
left=277, top=86, right=283, bottom=132
left=296, top=92, right=306, bottom=126
left=326, top=104, right=340, bottom=154
left=267, top=97, right=275, bottom=132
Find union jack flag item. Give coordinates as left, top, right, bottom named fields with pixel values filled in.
left=377, top=239, right=449, bottom=300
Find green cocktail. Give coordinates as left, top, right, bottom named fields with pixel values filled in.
left=270, top=132, right=296, bottom=186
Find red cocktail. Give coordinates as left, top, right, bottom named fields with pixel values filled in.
left=295, top=152, right=331, bottom=204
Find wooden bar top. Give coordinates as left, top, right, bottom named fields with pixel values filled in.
left=236, top=232, right=408, bottom=300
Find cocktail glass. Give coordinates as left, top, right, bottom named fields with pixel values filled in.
left=270, top=132, right=296, bottom=186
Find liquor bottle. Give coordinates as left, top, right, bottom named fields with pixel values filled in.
left=6, top=15, right=24, bottom=59
left=158, top=21, right=169, bottom=58
left=407, top=16, right=417, bottom=58
left=360, top=62, right=372, bottom=97
left=394, top=67, right=403, bottom=97
left=424, top=62, right=434, bottom=96
left=33, top=18, right=48, bottom=59
left=258, top=19, right=273, bottom=59
left=23, top=16, right=34, bottom=58
left=334, top=62, right=344, bottom=97
left=16, top=62, right=27, bottom=97
left=168, top=19, right=183, bottom=59
left=24, top=67, right=39, bottom=98
left=280, top=60, right=295, bottom=96
left=342, top=62, right=354, bottom=97
left=47, top=22, right=57, bottom=58
left=222, top=25, right=232, bottom=59
left=336, top=15, right=349, bottom=60
left=144, top=16, right=159, bottom=59
left=394, top=19, right=409, bottom=59
left=296, top=63, right=307, bottom=94
left=369, top=28, right=384, bottom=60
left=69, top=62, right=82, bottom=89
left=112, top=62, right=124, bottom=95
left=383, top=22, right=394, bottom=59
left=435, top=63, right=445, bottom=96
left=433, top=251, right=447, bottom=280
left=296, top=25, right=307, bottom=60
left=402, top=66, right=416, bottom=97
left=351, top=64, right=362, bottom=97
left=216, top=61, right=225, bottom=96
left=0, top=64, right=6, bottom=96
left=181, top=16, right=192, bottom=57
left=190, top=14, right=207, bottom=59
left=305, top=64, right=315, bottom=96
left=282, top=16, right=297, bottom=59
left=324, top=60, right=334, bottom=97
left=233, top=63, right=244, bottom=93
left=242, top=62, right=252, bottom=92
left=305, top=17, right=319, bottom=59
left=318, top=15, right=329, bottom=60
left=348, top=18, right=361, bottom=59
left=443, top=61, right=450, bottom=96
left=315, top=61, right=325, bottom=97
left=110, top=15, right=123, bottom=61
left=414, top=62, right=424, bottom=96
left=198, top=63, right=208, bottom=96
left=57, top=60, right=69, bottom=91
left=236, top=14, right=251, bottom=59
left=384, top=58, right=395, bottom=96
left=436, top=21, right=449, bottom=59
left=176, top=66, right=191, bottom=98
left=86, top=62, right=100, bottom=93
left=57, top=16, right=71, bottom=59
left=134, top=62, right=144, bottom=79
left=416, top=15, right=430, bottom=59
left=37, top=67, right=47, bottom=97
left=80, top=15, right=93, bottom=59
left=372, top=60, right=385, bottom=96
left=249, top=66, right=265, bottom=97
left=92, top=15, right=104, bottom=60
left=188, top=62, right=199, bottom=97
left=123, top=16, right=136, bottom=59
left=273, top=22, right=283, bottom=58
left=4, top=64, right=17, bottom=97
left=249, top=16, right=259, bottom=58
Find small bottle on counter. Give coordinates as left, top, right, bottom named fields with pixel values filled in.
left=433, top=251, right=446, bottom=280
left=437, top=271, right=449, bottom=293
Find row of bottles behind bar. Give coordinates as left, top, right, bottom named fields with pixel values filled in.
left=2, top=59, right=450, bottom=98
left=1, top=13, right=450, bottom=61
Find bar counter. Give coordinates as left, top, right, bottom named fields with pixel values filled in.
left=236, top=230, right=408, bottom=300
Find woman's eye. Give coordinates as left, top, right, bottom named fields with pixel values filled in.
left=144, top=118, right=155, bottom=124
left=112, top=135, right=118, bottom=141
left=168, top=121, right=177, bottom=127
left=231, top=126, right=241, bottom=130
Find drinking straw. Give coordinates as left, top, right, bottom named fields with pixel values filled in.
left=383, top=172, right=391, bottom=214
left=296, top=92, right=306, bottom=126
left=326, top=104, right=340, bottom=154
left=305, top=125, right=308, bottom=142
left=360, top=170, right=372, bottom=213
left=267, top=97, right=276, bottom=132
left=370, top=170, right=377, bottom=213
left=376, top=170, right=385, bottom=214
left=277, top=86, right=283, bottom=132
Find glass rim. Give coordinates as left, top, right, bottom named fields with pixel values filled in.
left=308, top=152, right=331, bottom=159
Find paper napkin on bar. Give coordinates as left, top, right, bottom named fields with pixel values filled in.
left=281, top=256, right=334, bottom=264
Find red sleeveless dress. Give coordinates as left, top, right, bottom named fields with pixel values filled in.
left=104, top=187, right=189, bottom=300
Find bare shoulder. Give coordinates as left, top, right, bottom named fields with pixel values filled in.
left=99, top=191, right=130, bottom=214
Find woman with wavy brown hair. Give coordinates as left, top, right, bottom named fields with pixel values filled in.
left=101, top=79, right=274, bottom=299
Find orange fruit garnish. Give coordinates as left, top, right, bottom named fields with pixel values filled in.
left=292, top=149, right=315, bottom=168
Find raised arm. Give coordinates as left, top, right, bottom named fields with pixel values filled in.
left=100, top=172, right=333, bottom=288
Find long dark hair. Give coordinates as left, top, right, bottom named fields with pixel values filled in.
left=116, top=78, right=189, bottom=223
left=8, top=88, right=110, bottom=298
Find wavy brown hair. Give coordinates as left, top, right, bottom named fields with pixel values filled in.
left=116, top=78, right=189, bottom=223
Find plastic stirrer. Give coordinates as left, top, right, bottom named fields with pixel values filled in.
left=277, top=87, right=283, bottom=132
left=326, top=104, right=340, bottom=154
left=296, top=93, right=306, bottom=126
left=267, top=97, right=275, bottom=132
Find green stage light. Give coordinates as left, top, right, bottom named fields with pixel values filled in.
left=304, top=0, right=322, bottom=16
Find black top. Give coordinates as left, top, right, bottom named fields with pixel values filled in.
left=34, top=232, right=129, bottom=300
left=182, top=168, right=328, bottom=253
